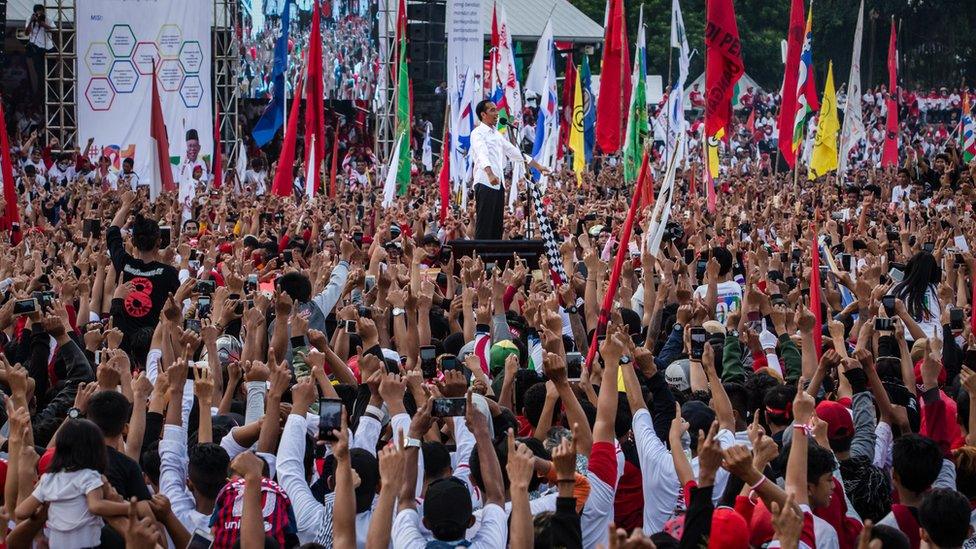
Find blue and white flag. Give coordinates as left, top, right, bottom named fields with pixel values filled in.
left=526, top=19, right=557, bottom=185
left=251, top=0, right=291, bottom=146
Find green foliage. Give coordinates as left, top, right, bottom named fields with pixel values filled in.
left=568, top=0, right=976, bottom=91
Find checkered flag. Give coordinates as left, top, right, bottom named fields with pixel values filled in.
left=527, top=177, right=569, bottom=286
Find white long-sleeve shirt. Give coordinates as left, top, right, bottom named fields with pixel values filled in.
left=276, top=413, right=375, bottom=547
left=469, top=122, right=530, bottom=190
left=159, top=424, right=211, bottom=534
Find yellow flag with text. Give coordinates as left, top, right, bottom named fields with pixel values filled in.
left=809, top=61, right=840, bottom=180
left=569, top=65, right=586, bottom=183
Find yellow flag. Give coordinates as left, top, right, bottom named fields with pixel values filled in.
left=707, top=127, right=724, bottom=179
left=809, top=61, right=840, bottom=180
left=569, top=65, right=585, bottom=184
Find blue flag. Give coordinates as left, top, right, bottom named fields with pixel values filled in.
left=580, top=56, right=595, bottom=164
left=251, top=1, right=291, bottom=147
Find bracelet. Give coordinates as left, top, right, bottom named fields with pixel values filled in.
left=749, top=475, right=767, bottom=491
left=792, top=423, right=813, bottom=437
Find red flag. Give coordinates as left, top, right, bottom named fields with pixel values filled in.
left=776, top=0, right=804, bottom=168
left=212, top=102, right=222, bottom=189
left=688, top=161, right=697, bottom=200
left=882, top=18, right=899, bottom=168
left=746, top=106, right=756, bottom=133
left=304, top=0, right=325, bottom=194
left=272, top=73, right=305, bottom=198
left=393, top=0, right=407, bottom=83
left=150, top=63, right=176, bottom=195
left=0, top=96, right=21, bottom=244
left=583, top=146, right=649, bottom=372
left=637, top=149, right=653, bottom=210
left=558, top=54, right=576, bottom=161
left=438, top=132, right=451, bottom=224
left=595, top=0, right=629, bottom=154
left=328, top=124, right=339, bottom=199
left=809, top=222, right=823, bottom=359
left=704, top=0, right=744, bottom=138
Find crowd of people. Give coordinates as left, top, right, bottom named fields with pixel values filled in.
left=653, top=83, right=976, bottom=180
left=7, top=25, right=976, bottom=545
left=240, top=0, right=378, bottom=102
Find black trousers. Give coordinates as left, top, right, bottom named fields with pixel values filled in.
left=475, top=184, right=505, bottom=240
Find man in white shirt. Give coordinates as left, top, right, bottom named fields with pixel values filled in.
left=469, top=100, right=549, bottom=239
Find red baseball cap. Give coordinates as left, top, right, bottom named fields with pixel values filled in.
left=707, top=507, right=750, bottom=549
left=815, top=400, right=854, bottom=442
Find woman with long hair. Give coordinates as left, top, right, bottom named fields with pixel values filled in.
left=889, top=251, right=942, bottom=339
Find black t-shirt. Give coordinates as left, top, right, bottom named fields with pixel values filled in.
left=106, top=225, right=180, bottom=333
left=106, top=446, right=151, bottom=501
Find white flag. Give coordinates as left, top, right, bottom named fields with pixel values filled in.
left=838, top=0, right=865, bottom=180
left=646, top=133, right=684, bottom=256
left=664, top=0, right=690, bottom=164
left=422, top=124, right=433, bottom=172
left=508, top=160, right=523, bottom=211
left=449, top=62, right=475, bottom=185
left=382, top=131, right=402, bottom=208
left=497, top=5, right=523, bottom=124
left=524, top=19, right=554, bottom=99
left=305, top=134, right=316, bottom=197
left=235, top=140, right=248, bottom=186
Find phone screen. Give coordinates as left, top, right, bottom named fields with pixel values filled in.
left=690, top=327, right=707, bottom=360
left=420, top=346, right=437, bottom=379
left=13, top=299, right=38, bottom=316
left=159, top=226, right=171, bottom=249
left=951, top=308, right=965, bottom=330
left=432, top=397, right=467, bottom=417
left=318, top=398, right=343, bottom=441
left=566, top=352, right=583, bottom=381
left=186, top=530, right=214, bottom=549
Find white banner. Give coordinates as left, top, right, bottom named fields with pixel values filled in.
left=446, top=0, right=484, bottom=104
left=77, top=0, right=213, bottom=187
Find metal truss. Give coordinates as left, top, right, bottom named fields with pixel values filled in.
left=214, top=0, right=241, bottom=167
left=374, top=0, right=396, bottom=162
left=43, top=0, right=76, bottom=152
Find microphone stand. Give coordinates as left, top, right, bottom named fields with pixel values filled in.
left=502, top=119, right=534, bottom=239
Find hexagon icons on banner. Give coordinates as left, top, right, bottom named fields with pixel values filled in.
left=85, top=78, right=115, bottom=111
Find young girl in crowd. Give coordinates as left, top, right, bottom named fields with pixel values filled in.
left=15, top=419, right=131, bottom=549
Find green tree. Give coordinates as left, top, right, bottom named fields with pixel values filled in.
left=568, top=0, right=976, bottom=92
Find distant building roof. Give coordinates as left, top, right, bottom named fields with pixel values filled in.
left=483, top=0, right=603, bottom=43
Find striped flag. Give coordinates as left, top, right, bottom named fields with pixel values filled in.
left=964, top=93, right=975, bottom=163
left=792, top=8, right=819, bottom=158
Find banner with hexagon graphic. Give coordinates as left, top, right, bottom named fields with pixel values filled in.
left=78, top=0, right=213, bottom=188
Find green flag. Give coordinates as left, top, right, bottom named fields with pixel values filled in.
left=623, top=14, right=648, bottom=183
left=395, top=33, right=411, bottom=195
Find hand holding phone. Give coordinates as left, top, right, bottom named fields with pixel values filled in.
left=318, top=398, right=343, bottom=441
left=690, top=327, right=707, bottom=360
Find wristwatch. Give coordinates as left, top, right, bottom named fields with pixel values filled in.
left=392, top=307, right=406, bottom=317
left=403, top=437, right=422, bottom=449
left=565, top=305, right=579, bottom=315
left=68, top=407, right=84, bottom=419
left=619, top=355, right=632, bottom=365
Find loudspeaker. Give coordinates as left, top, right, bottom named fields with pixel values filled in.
left=446, top=240, right=548, bottom=270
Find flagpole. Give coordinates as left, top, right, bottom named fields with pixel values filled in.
left=664, top=2, right=672, bottom=164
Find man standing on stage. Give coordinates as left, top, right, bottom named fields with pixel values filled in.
left=469, top=100, right=550, bottom=240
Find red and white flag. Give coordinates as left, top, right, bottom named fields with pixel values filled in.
left=149, top=63, right=176, bottom=201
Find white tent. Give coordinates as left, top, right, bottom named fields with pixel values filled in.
left=590, top=74, right=665, bottom=105
left=681, top=72, right=764, bottom=110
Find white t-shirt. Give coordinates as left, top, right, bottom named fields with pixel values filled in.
left=694, top=280, right=743, bottom=324
left=32, top=469, right=105, bottom=549
left=392, top=503, right=508, bottom=549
